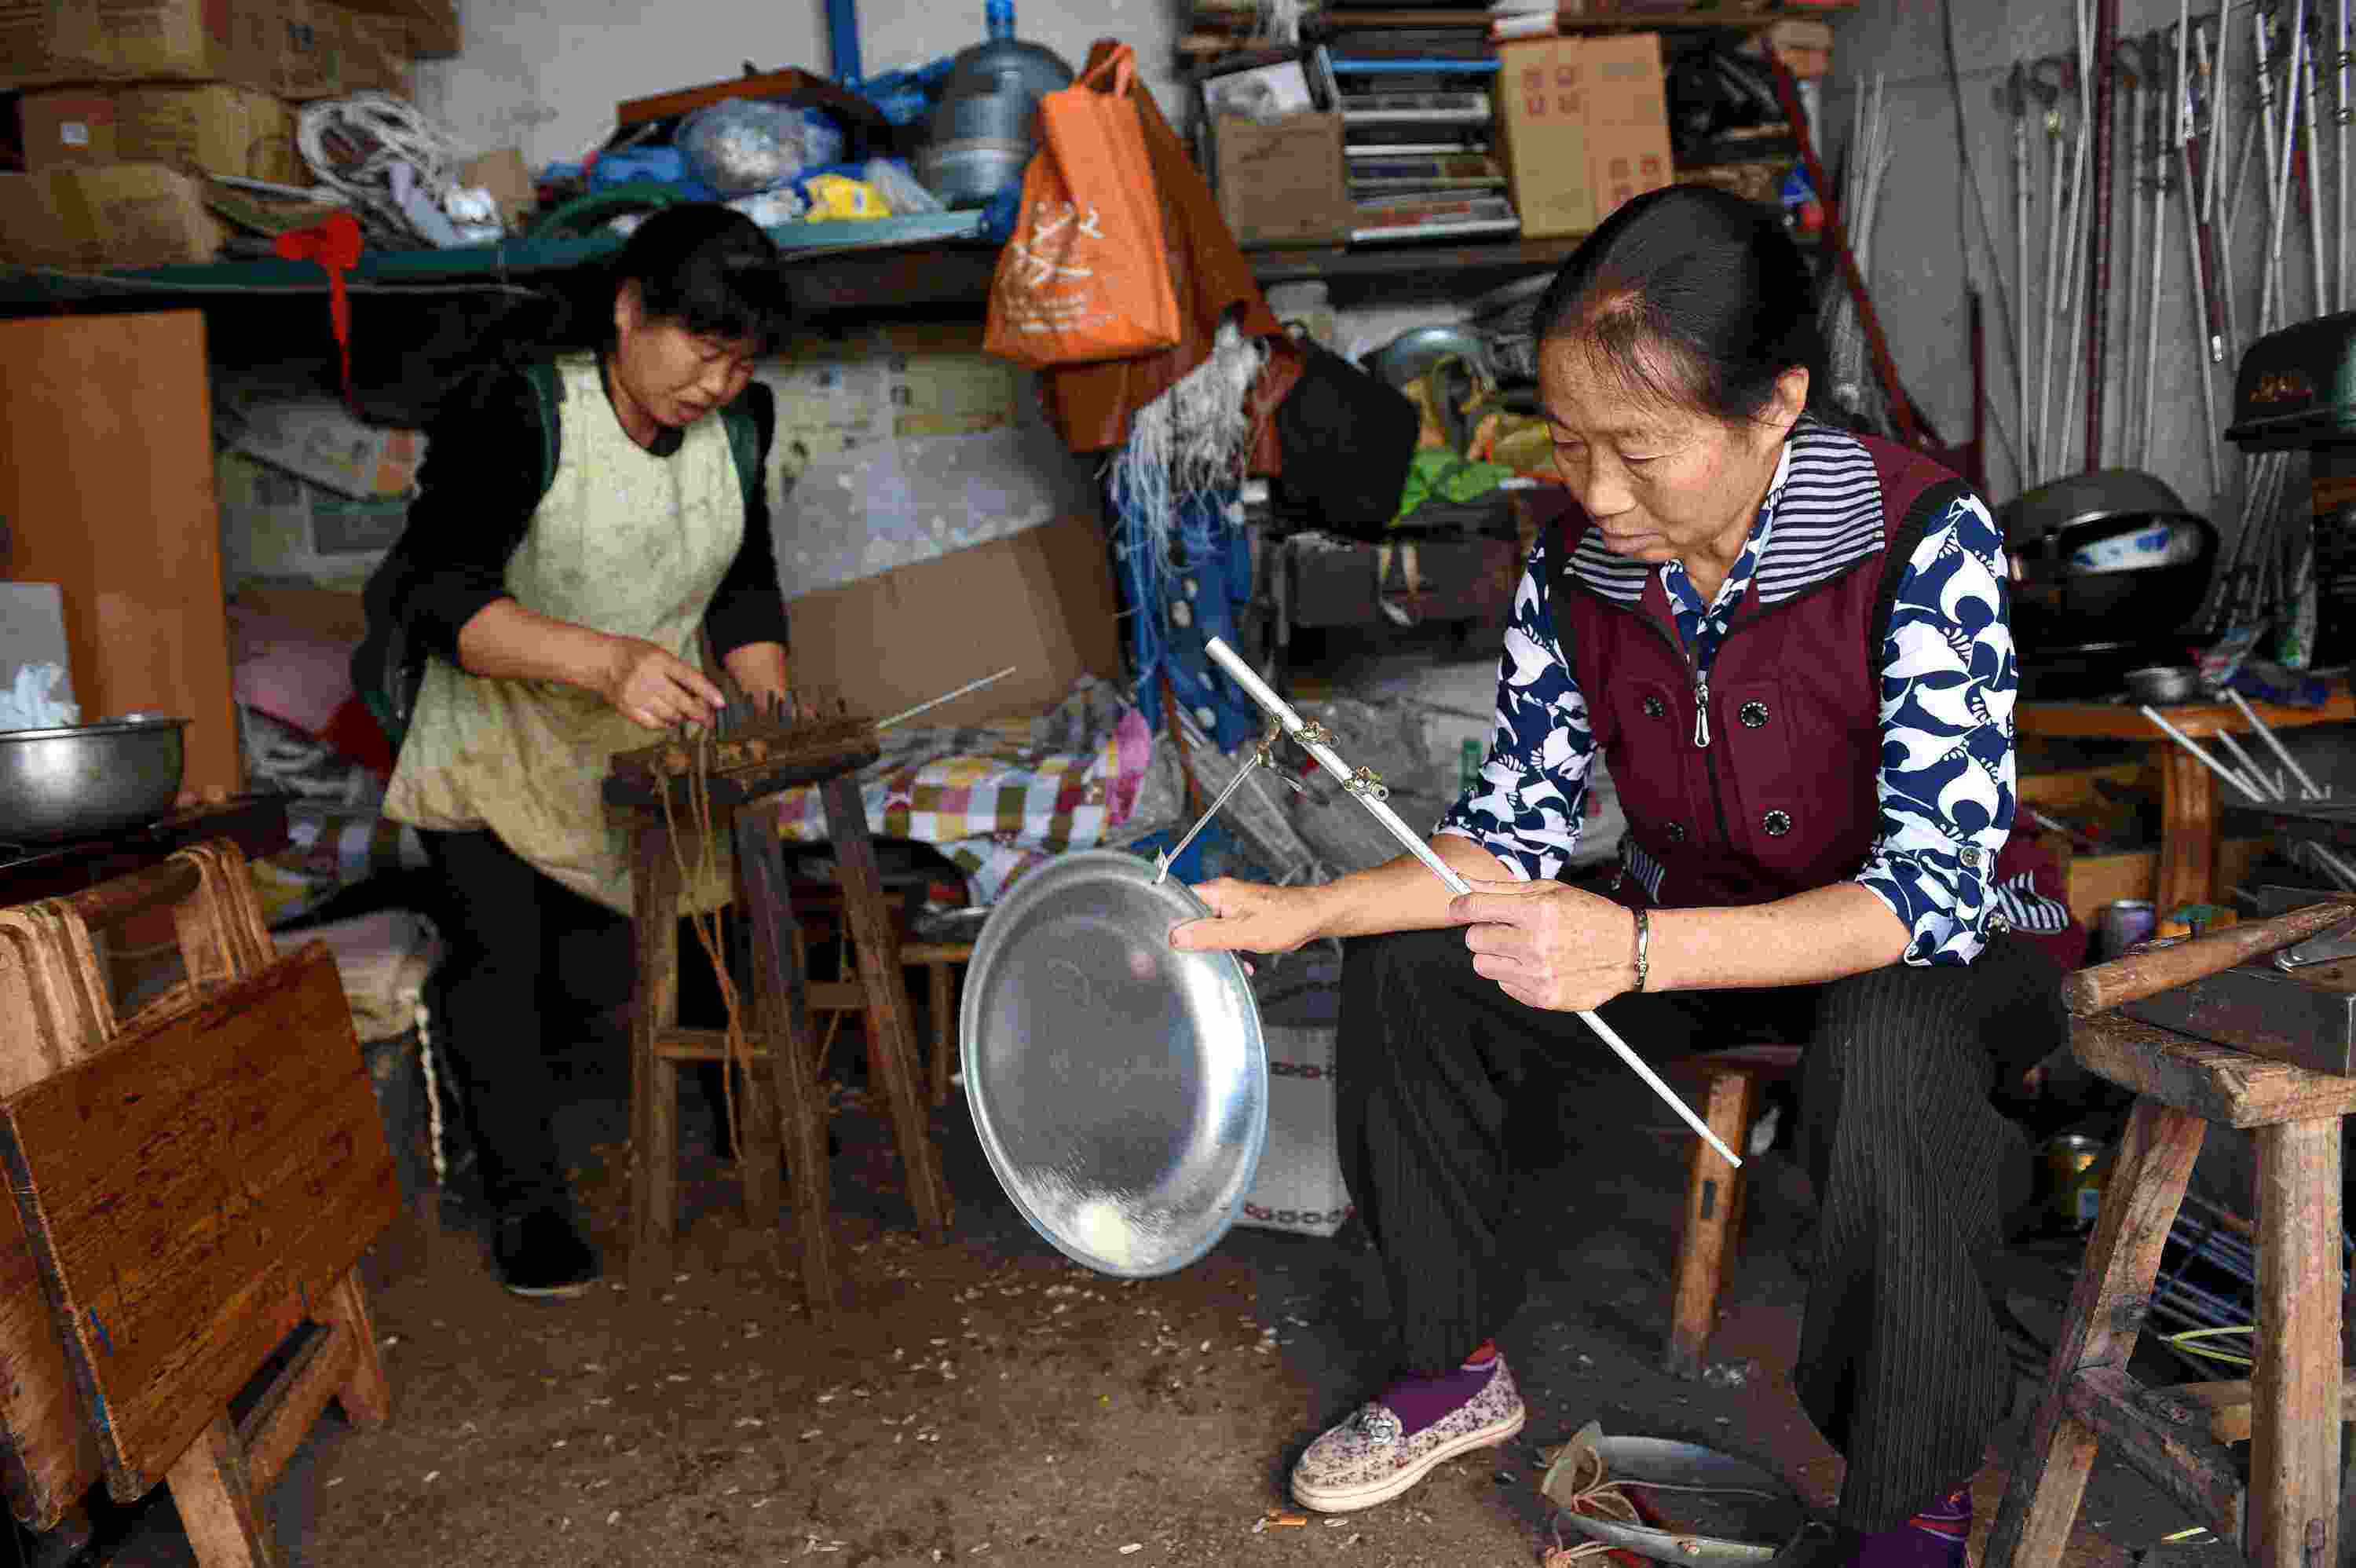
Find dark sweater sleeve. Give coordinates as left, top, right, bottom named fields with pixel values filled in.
left=386, top=368, right=544, bottom=666
left=704, top=379, right=792, bottom=660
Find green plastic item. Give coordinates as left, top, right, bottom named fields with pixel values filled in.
left=1394, top=448, right=1516, bottom=522
left=528, top=181, right=684, bottom=242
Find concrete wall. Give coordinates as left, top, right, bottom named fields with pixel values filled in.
left=1821, top=0, right=2323, bottom=522
left=409, top=0, right=1190, bottom=176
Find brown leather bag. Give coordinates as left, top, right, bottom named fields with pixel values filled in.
left=1040, top=38, right=1293, bottom=461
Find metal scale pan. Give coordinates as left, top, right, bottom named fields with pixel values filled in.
left=960, top=850, right=1268, bottom=1277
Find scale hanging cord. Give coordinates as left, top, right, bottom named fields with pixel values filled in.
left=1198, top=637, right=1741, bottom=1168
left=1153, top=718, right=1304, bottom=885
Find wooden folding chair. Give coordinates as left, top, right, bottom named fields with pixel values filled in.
left=0, top=848, right=396, bottom=1566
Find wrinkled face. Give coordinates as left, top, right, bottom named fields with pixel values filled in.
left=1538, top=334, right=1804, bottom=565
left=611, top=280, right=759, bottom=430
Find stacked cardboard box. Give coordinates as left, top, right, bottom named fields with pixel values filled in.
left=1493, top=32, right=1674, bottom=240
left=1, top=0, right=420, bottom=268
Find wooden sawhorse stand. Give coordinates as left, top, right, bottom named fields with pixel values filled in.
left=1988, top=1011, right=2354, bottom=1568
left=609, top=751, right=953, bottom=1321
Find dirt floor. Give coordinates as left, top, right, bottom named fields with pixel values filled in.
left=59, top=1025, right=2219, bottom=1568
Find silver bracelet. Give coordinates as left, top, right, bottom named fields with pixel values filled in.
left=1630, top=906, right=1651, bottom=994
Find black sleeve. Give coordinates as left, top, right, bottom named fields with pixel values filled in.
left=703, top=378, right=793, bottom=660
left=382, top=367, right=545, bottom=667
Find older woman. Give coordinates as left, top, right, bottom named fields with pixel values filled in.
left=1174, top=185, right=2079, bottom=1562
left=357, top=204, right=794, bottom=1298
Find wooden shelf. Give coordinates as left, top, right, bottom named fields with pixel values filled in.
left=1184, top=4, right=1855, bottom=49
left=1312, top=6, right=1852, bottom=28
left=1248, top=233, right=1585, bottom=302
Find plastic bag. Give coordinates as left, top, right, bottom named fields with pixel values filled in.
left=983, top=44, right=1180, bottom=367
left=678, top=100, right=840, bottom=194
left=863, top=157, right=943, bottom=215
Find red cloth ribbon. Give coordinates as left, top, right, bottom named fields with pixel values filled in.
left=274, top=212, right=364, bottom=403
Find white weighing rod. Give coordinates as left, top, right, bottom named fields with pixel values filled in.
left=1201, top=638, right=1740, bottom=1167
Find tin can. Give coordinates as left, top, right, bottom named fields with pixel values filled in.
left=2044, top=1133, right=2106, bottom=1228
left=2099, top=899, right=2157, bottom=959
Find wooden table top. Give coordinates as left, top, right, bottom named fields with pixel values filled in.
left=2019, top=685, right=2356, bottom=741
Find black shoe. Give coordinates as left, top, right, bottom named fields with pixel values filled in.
left=492, top=1207, right=601, bottom=1299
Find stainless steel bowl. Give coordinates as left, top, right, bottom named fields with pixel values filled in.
left=2122, top=665, right=2204, bottom=705
left=0, top=717, right=188, bottom=842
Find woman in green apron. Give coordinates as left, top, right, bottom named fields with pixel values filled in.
left=358, top=204, right=792, bottom=1296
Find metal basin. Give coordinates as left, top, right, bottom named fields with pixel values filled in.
left=0, top=718, right=188, bottom=842
left=961, top=850, right=1266, bottom=1277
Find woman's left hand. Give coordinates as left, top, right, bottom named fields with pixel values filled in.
left=719, top=642, right=813, bottom=719
left=1447, top=879, right=1638, bottom=1012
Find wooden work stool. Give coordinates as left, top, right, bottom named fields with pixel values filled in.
left=0, top=850, right=395, bottom=1567
left=795, top=911, right=974, bottom=1110
left=1987, top=1011, right=2356, bottom=1568
left=1664, top=1045, right=1801, bottom=1378
left=606, top=735, right=953, bottom=1319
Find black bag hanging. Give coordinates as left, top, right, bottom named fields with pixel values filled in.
left=1269, top=341, right=1421, bottom=543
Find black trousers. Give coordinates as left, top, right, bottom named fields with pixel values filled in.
left=1334, top=927, right=2065, bottom=1531
left=418, top=828, right=638, bottom=1215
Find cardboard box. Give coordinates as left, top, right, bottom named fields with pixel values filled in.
left=783, top=514, right=1123, bottom=729
left=1211, top=111, right=1350, bottom=249
left=1571, top=31, right=1670, bottom=126
left=1496, top=33, right=1672, bottom=239
left=459, top=148, right=534, bottom=231
left=124, top=86, right=299, bottom=181
left=16, top=92, right=119, bottom=171
left=327, top=0, right=459, bottom=58
left=0, top=0, right=277, bottom=90
left=0, top=163, right=225, bottom=267
left=326, top=3, right=410, bottom=95
left=269, top=0, right=341, bottom=100
left=18, top=86, right=296, bottom=181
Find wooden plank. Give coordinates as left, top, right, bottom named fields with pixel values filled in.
left=2061, top=1364, right=2243, bottom=1540
left=926, top=959, right=956, bottom=1110
left=726, top=853, right=781, bottom=1238
left=819, top=777, right=952, bottom=1241
left=615, top=69, right=886, bottom=135
left=2018, top=690, right=2356, bottom=742
left=163, top=1414, right=275, bottom=1567
left=2062, top=902, right=2355, bottom=1015
left=628, top=825, right=682, bottom=1292
left=58, top=861, right=202, bottom=940
left=0, top=315, right=242, bottom=795
left=734, top=806, right=837, bottom=1322
left=2171, top=1372, right=2356, bottom=1443
left=1987, top=1098, right=2208, bottom=1568
left=320, top=1270, right=389, bottom=1433
left=2071, top=1014, right=2356, bottom=1129
left=2154, top=747, right=2220, bottom=913
left=2248, top=1117, right=2342, bottom=1568
left=234, top=1323, right=344, bottom=1493
left=0, top=945, right=397, bottom=1503
left=1665, top=1069, right=1754, bottom=1380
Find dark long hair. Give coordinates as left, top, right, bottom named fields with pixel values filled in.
left=605, top=203, right=793, bottom=355
left=1529, top=184, right=1832, bottom=426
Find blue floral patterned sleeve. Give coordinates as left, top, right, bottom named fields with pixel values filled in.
left=1432, top=539, right=1592, bottom=880
left=1855, top=492, right=2018, bottom=967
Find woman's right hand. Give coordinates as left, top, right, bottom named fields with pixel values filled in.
left=601, top=637, right=726, bottom=731
left=1169, top=879, right=1326, bottom=956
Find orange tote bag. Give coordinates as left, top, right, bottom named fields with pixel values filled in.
left=984, top=43, right=1183, bottom=367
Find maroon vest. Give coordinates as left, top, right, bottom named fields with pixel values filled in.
left=1557, top=434, right=1965, bottom=911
